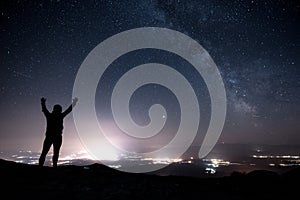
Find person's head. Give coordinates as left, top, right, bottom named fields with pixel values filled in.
left=53, top=104, right=62, bottom=113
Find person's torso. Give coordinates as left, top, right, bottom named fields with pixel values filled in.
left=46, top=113, right=64, bottom=135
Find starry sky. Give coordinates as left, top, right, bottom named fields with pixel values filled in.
left=1, top=0, right=299, bottom=156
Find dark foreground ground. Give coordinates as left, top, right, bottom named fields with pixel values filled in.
left=1, top=159, right=299, bottom=200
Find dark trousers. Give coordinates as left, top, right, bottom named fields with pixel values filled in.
left=39, top=134, right=62, bottom=167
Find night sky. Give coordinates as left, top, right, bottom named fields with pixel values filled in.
left=1, top=0, right=299, bottom=156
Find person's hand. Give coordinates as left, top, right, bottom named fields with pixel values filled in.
left=41, top=97, right=46, bottom=103
left=72, top=97, right=78, bottom=105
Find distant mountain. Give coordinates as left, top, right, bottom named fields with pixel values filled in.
left=189, top=143, right=300, bottom=161
left=1, top=159, right=299, bottom=200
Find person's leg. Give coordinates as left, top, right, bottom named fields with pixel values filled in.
left=52, top=135, right=62, bottom=167
left=39, top=136, right=52, bottom=166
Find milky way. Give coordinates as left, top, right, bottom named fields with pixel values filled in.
left=0, top=0, right=299, bottom=154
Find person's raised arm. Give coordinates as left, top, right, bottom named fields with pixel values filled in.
left=41, top=97, right=50, bottom=116
left=62, top=97, right=78, bottom=117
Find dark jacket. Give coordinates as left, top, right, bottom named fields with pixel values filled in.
left=41, top=102, right=72, bottom=136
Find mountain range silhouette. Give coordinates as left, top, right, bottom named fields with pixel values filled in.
left=1, top=159, right=299, bottom=199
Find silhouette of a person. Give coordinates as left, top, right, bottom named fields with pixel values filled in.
left=38, top=97, right=78, bottom=167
